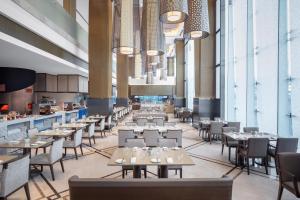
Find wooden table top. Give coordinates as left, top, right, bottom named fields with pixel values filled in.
left=36, top=129, right=75, bottom=137
left=76, top=119, right=99, bottom=123
left=118, top=126, right=181, bottom=133
left=89, top=116, right=106, bottom=119
left=59, top=123, right=88, bottom=129
left=0, top=155, right=19, bottom=165
left=223, top=132, right=277, bottom=141
left=0, top=138, right=53, bottom=149
left=108, top=147, right=194, bottom=166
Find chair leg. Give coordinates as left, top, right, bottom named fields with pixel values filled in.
left=89, top=138, right=92, bottom=146
left=74, top=148, right=78, bottom=160
left=50, top=165, right=55, bottom=181
left=40, top=165, right=43, bottom=172
left=247, top=158, right=250, bottom=175
left=80, top=144, right=83, bottom=155
left=180, top=169, right=182, bottom=178
left=24, top=183, right=31, bottom=200
left=35, top=148, right=38, bottom=155
left=122, top=169, right=125, bottom=178
left=43, top=147, right=46, bottom=153
left=175, top=169, right=178, bottom=175
left=144, top=169, right=147, bottom=178
left=228, top=147, right=231, bottom=161
left=277, top=184, right=283, bottom=200
left=93, top=135, right=96, bottom=144
left=60, top=159, right=65, bottom=172
left=221, top=144, right=224, bottom=155
left=64, top=148, right=67, bottom=156
left=264, top=157, right=269, bottom=175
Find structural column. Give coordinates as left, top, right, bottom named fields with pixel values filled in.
left=128, top=57, right=135, bottom=78
left=193, top=0, right=218, bottom=119
left=87, top=0, right=113, bottom=115
left=167, top=57, right=175, bottom=76
left=63, top=0, right=76, bottom=18
left=117, top=55, right=129, bottom=106
left=175, top=39, right=185, bottom=107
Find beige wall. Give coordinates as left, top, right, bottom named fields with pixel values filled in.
left=129, top=85, right=174, bottom=96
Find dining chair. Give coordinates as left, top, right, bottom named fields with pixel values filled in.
left=125, top=138, right=146, bottom=148
left=227, top=122, right=241, bottom=132
left=82, top=123, right=96, bottom=146
left=52, top=122, right=60, bottom=129
left=158, top=138, right=182, bottom=178
left=118, top=129, right=135, bottom=147
left=221, top=127, right=239, bottom=161
left=277, top=153, right=300, bottom=200
left=30, top=138, right=65, bottom=181
left=209, top=122, right=223, bottom=144
left=243, top=127, right=259, bottom=133
left=122, top=139, right=147, bottom=178
left=238, top=138, right=269, bottom=175
left=143, top=129, right=160, bottom=147
left=63, top=129, right=83, bottom=160
left=268, top=138, right=298, bottom=174
left=105, top=115, right=113, bottom=132
left=137, top=118, right=147, bottom=126
left=165, top=129, right=182, bottom=147
left=27, top=128, right=38, bottom=138
left=70, top=118, right=76, bottom=123
left=95, top=118, right=105, bottom=137
left=153, top=117, right=164, bottom=126
left=0, top=155, right=30, bottom=200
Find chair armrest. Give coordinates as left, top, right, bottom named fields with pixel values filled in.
left=268, top=144, right=276, bottom=149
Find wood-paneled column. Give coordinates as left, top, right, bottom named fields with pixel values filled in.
left=87, top=0, right=113, bottom=115
left=116, top=55, right=129, bottom=106
left=63, top=0, right=76, bottom=18
left=175, top=39, right=185, bottom=107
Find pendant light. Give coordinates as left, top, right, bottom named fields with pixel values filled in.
left=112, top=0, right=140, bottom=55
left=160, top=0, right=188, bottom=24
left=184, top=0, right=210, bottom=40
left=141, top=0, right=165, bottom=56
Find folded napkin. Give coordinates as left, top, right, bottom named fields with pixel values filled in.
left=35, top=141, right=46, bottom=144
left=151, top=158, right=161, bottom=163
left=31, top=143, right=38, bottom=146
left=115, top=159, right=125, bottom=164
left=166, top=157, right=174, bottom=164
left=172, top=147, right=180, bottom=150
left=131, top=157, right=136, bottom=164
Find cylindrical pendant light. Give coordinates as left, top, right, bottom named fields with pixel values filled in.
left=112, top=0, right=140, bottom=55
left=160, top=0, right=188, bottom=24
left=141, top=0, right=165, bottom=56
left=184, top=0, right=210, bottom=40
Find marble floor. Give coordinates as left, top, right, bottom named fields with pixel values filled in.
left=9, top=113, right=298, bottom=200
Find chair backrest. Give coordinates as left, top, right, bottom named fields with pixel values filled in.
left=276, top=138, right=299, bottom=154
left=137, top=118, right=148, bottom=126
left=143, top=129, right=160, bottom=147
left=107, top=115, right=112, bottom=125
left=210, top=122, right=223, bottom=135
left=74, top=129, right=83, bottom=147
left=88, top=123, right=96, bottom=137
left=278, top=153, right=300, bottom=182
left=227, top=122, right=240, bottom=132
left=0, top=156, right=30, bottom=196
left=28, top=128, right=38, bottom=138
left=222, top=127, right=238, bottom=133
left=243, top=127, right=259, bottom=133
left=146, top=122, right=156, bottom=127
left=166, top=129, right=182, bottom=147
left=125, top=139, right=146, bottom=148
left=125, top=122, right=137, bottom=126
left=153, top=118, right=164, bottom=126
left=49, top=138, right=64, bottom=163
left=69, top=176, right=233, bottom=200
left=247, top=138, right=269, bottom=157
left=118, top=129, right=135, bottom=147
left=159, top=138, right=178, bottom=148
left=71, top=118, right=76, bottom=123
left=99, top=119, right=105, bottom=131
left=53, top=122, right=60, bottom=129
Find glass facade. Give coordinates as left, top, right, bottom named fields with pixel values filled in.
left=220, top=0, right=300, bottom=144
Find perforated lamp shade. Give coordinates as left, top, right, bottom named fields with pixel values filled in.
left=112, top=0, right=141, bottom=55
left=160, top=0, right=188, bottom=24
left=184, top=0, right=210, bottom=40
left=141, top=0, right=165, bottom=56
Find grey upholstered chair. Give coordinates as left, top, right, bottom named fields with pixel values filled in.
left=153, top=118, right=164, bottom=126
left=118, top=129, right=135, bottom=147
left=125, top=138, right=146, bottom=148
left=137, top=118, right=147, bottom=126
left=95, top=118, right=105, bottom=137
left=243, top=127, right=259, bottom=133
left=28, top=128, right=38, bottom=138
left=238, top=138, right=269, bottom=175
left=0, top=156, right=30, bottom=200
left=63, top=129, right=83, bottom=160
left=165, top=129, right=182, bottom=147
left=227, top=122, right=240, bottom=132
left=221, top=127, right=239, bottom=161
left=123, top=139, right=147, bottom=178
left=143, top=129, right=160, bottom=147
left=82, top=123, right=96, bottom=146
left=52, top=122, right=60, bottom=129
left=277, top=153, right=300, bottom=200
left=209, top=122, right=223, bottom=144
left=31, top=138, right=65, bottom=181
left=268, top=138, right=298, bottom=174
left=105, top=115, right=113, bottom=132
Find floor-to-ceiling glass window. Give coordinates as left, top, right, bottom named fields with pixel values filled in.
left=185, top=40, right=195, bottom=109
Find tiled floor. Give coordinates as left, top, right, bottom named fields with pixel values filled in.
left=10, top=113, right=298, bottom=200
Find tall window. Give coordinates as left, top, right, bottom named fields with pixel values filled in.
left=185, top=40, right=195, bottom=109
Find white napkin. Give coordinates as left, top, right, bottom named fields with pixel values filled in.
left=131, top=157, right=136, bottom=164
left=35, top=141, right=46, bottom=144
left=162, top=147, right=168, bottom=151
left=115, top=159, right=124, bottom=164
left=172, top=147, right=180, bottom=150
left=151, top=158, right=161, bottom=163
left=166, top=157, right=174, bottom=164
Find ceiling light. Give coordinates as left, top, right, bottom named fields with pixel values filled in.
left=160, top=0, right=188, bottom=24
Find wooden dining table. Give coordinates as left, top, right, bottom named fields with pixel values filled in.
left=0, top=155, right=19, bottom=166
left=35, top=129, right=75, bottom=138
left=76, top=119, right=99, bottom=124
left=58, top=123, right=88, bottom=130
left=108, top=147, right=194, bottom=178
left=118, top=125, right=181, bottom=134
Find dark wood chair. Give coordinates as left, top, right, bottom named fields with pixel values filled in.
left=277, top=153, right=300, bottom=200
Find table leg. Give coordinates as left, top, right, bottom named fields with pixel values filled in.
left=133, top=166, right=142, bottom=178
left=159, top=166, right=168, bottom=178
